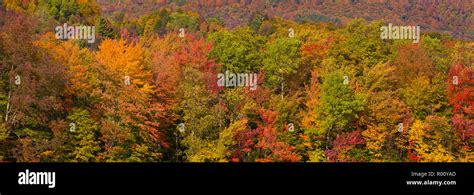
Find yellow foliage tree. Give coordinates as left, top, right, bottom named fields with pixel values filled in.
left=184, top=119, right=248, bottom=162
left=362, top=125, right=387, bottom=160
left=96, top=38, right=153, bottom=95
left=408, top=120, right=454, bottom=162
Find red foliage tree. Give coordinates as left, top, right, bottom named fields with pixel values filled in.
left=255, top=109, right=301, bottom=162
left=326, top=130, right=365, bottom=162
left=447, top=63, right=473, bottom=145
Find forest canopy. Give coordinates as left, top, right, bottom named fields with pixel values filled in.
left=0, top=0, right=472, bottom=162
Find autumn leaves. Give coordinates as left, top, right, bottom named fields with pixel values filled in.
left=0, top=1, right=472, bottom=163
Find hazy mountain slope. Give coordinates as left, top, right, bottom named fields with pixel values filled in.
left=98, top=0, right=473, bottom=40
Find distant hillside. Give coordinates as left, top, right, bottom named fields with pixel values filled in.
left=97, top=0, right=473, bottom=40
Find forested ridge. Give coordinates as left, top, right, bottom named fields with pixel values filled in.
left=0, top=0, right=472, bottom=162
left=98, top=0, right=473, bottom=40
